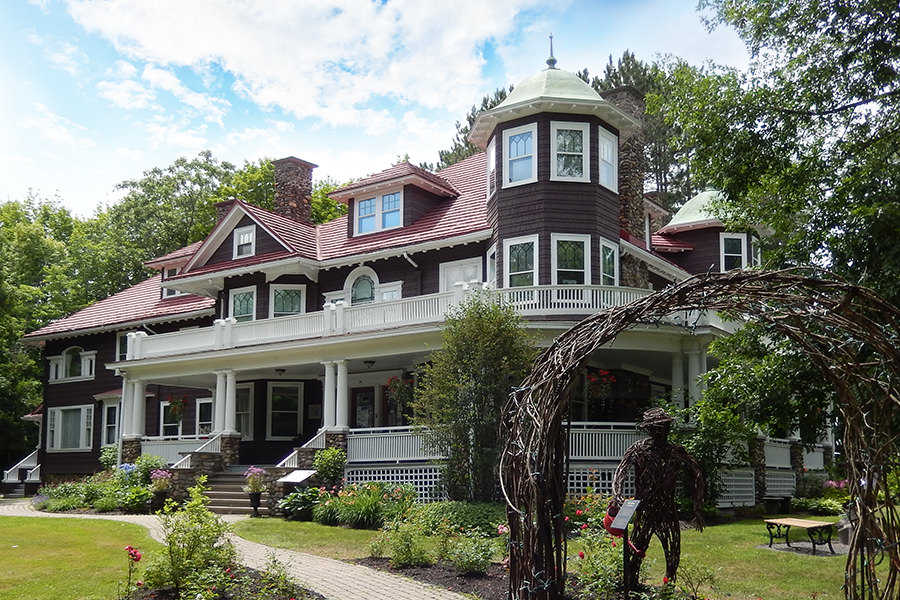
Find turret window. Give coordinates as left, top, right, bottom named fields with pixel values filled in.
left=552, top=234, right=591, bottom=285
left=598, top=128, right=619, bottom=192
left=504, top=235, right=539, bottom=287
left=551, top=122, right=590, bottom=182
left=600, top=239, right=619, bottom=286
left=503, top=124, right=538, bottom=187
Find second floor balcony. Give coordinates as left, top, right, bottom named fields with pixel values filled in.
left=127, top=283, right=654, bottom=361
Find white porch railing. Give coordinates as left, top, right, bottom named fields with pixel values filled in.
left=568, top=422, right=644, bottom=460
left=347, top=426, right=442, bottom=463
left=764, top=438, right=793, bottom=469
left=804, top=445, right=826, bottom=471
left=171, top=433, right=223, bottom=469
left=3, top=450, right=39, bottom=483
left=141, top=437, right=212, bottom=465
left=132, top=284, right=654, bottom=360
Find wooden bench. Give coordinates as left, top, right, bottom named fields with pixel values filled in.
left=764, top=518, right=835, bottom=555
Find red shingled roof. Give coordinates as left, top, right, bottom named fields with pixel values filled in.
left=651, top=234, right=695, bottom=252
left=332, top=161, right=458, bottom=198
left=23, top=274, right=215, bottom=340
left=144, top=242, right=204, bottom=268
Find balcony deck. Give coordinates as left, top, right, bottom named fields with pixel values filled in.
left=131, top=284, right=653, bottom=360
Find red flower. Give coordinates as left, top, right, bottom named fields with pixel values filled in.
left=136, top=581, right=143, bottom=587
left=581, top=523, right=588, bottom=530
left=663, top=576, right=670, bottom=584
left=578, top=551, right=585, bottom=559
left=575, top=509, right=583, bottom=516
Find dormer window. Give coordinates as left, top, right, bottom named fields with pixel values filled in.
left=355, top=190, right=403, bottom=235
left=551, top=122, right=590, bottom=182
left=598, top=127, right=619, bottom=192
left=503, top=123, right=537, bottom=188
left=163, top=267, right=184, bottom=298
left=233, top=225, right=256, bottom=258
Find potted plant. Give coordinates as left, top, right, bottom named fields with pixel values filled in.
left=242, top=466, right=267, bottom=517
left=149, top=469, right=172, bottom=511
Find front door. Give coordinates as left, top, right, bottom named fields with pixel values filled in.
left=351, top=387, right=375, bottom=429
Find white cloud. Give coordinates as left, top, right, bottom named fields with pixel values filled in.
left=97, top=78, right=157, bottom=109
left=141, top=66, right=230, bottom=125
left=28, top=33, right=89, bottom=76
left=21, top=103, right=96, bottom=148
left=140, top=115, right=209, bottom=150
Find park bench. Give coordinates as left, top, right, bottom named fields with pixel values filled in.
left=764, top=517, right=835, bottom=555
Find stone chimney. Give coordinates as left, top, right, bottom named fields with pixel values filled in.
left=273, top=157, right=317, bottom=224
left=214, top=198, right=236, bottom=223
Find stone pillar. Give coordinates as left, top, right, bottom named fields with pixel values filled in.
left=273, top=157, right=317, bottom=224
left=220, top=433, right=242, bottom=467
left=131, top=380, right=147, bottom=437
left=750, top=435, right=767, bottom=504
left=336, top=361, right=349, bottom=430
left=214, top=370, right=227, bottom=433
left=121, top=438, right=142, bottom=464
left=224, top=370, right=237, bottom=433
left=322, top=361, right=336, bottom=429
left=790, top=441, right=805, bottom=478
left=671, top=352, right=685, bottom=409
left=325, top=431, right=348, bottom=453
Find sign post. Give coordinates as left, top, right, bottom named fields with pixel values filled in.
left=609, top=499, right=641, bottom=597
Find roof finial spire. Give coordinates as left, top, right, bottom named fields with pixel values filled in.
left=546, top=33, right=557, bottom=69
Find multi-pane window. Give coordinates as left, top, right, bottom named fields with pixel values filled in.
left=721, top=234, right=747, bottom=271
left=236, top=384, right=253, bottom=441
left=551, top=122, right=589, bottom=182
left=486, top=139, right=497, bottom=195
left=230, top=287, right=255, bottom=322
left=48, top=406, right=93, bottom=451
left=161, top=401, right=182, bottom=437
left=382, top=192, right=401, bottom=229
left=196, top=399, right=213, bottom=436
left=233, top=225, right=256, bottom=258
left=552, top=235, right=590, bottom=285
left=271, top=285, right=305, bottom=318
left=49, top=347, right=97, bottom=382
left=598, top=127, right=618, bottom=192
left=351, top=275, right=375, bottom=304
left=355, top=191, right=403, bottom=235
left=504, top=236, right=538, bottom=287
left=503, top=123, right=537, bottom=187
left=268, top=383, right=302, bottom=440
left=600, top=240, right=619, bottom=286
left=103, top=403, right=118, bottom=446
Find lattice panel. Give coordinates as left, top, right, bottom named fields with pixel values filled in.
left=765, top=469, right=796, bottom=498
left=345, top=465, right=446, bottom=503
left=566, top=466, right=632, bottom=497
left=718, top=468, right=756, bottom=507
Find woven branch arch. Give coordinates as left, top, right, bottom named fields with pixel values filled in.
left=501, top=268, right=900, bottom=600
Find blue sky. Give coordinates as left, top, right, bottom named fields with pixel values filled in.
left=1, top=0, right=748, bottom=217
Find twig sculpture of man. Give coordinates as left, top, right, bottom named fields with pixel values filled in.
left=610, top=407, right=704, bottom=587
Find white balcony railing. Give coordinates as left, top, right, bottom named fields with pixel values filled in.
left=171, top=433, right=223, bottom=470
left=132, top=284, right=654, bottom=360
left=568, top=422, right=645, bottom=460
left=347, top=426, right=442, bottom=463
left=141, top=437, right=212, bottom=465
left=764, top=439, right=793, bottom=469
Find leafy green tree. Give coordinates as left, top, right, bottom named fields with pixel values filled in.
left=310, top=177, right=349, bottom=225
left=213, top=157, right=275, bottom=211
left=656, top=0, right=900, bottom=303
left=411, top=293, right=536, bottom=501
left=432, top=87, right=510, bottom=169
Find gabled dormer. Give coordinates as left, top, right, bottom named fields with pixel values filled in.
left=329, top=162, right=457, bottom=238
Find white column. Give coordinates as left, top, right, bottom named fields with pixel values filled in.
left=686, top=345, right=701, bottom=407
left=699, top=343, right=709, bottom=394
left=670, top=353, right=685, bottom=409
left=336, top=360, right=349, bottom=430
left=214, top=370, right=227, bottom=433
left=131, top=380, right=147, bottom=437
left=224, top=370, right=237, bottom=433
left=119, top=375, right=133, bottom=438
left=322, top=361, right=336, bottom=429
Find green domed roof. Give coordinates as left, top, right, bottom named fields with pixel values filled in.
left=658, top=189, right=723, bottom=233
left=467, top=60, right=640, bottom=149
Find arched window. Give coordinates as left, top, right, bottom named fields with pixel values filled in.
left=351, top=275, right=375, bottom=304
left=64, top=347, right=83, bottom=378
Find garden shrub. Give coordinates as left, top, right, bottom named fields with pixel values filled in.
left=134, top=454, right=168, bottom=485
left=408, top=501, right=505, bottom=536
left=794, top=472, right=826, bottom=498
left=143, top=477, right=237, bottom=596
left=387, top=521, right=433, bottom=568
left=446, top=533, right=495, bottom=574
left=313, top=447, right=346, bottom=486
left=336, top=483, right=385, bottom=529
left=568, top=528, right=630, bottom=600
left=791, top=496, right=844, bottom=515
left=93, top=494, right=120, bottom=513
left=278, top=487, right=320, bottom=521
left=675, top=560, right=718, bottom=599
left=312, top=492, right=341, bottom=526
left=99, top=445, right=118, bottom=471
left=118, top=485, right=153, bottom=513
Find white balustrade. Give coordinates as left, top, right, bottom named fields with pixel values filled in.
left=764, top=439, right=793, bottom=469
left=804, top=445, right=826, bottom=471
left=347, top=427, right=443, bottom=463
left=766, top=469, right=797, bottom=497
left=141, top=437, right=211, bottom=465
left=139, top=328, right=216, bottom=359
left=276, top=450, right=300, bottom=469
left=3, top=450, right=39, bottom=483
left=718, top=468, right=756, bottom=507
left=568, top=422, right=644, bottom=460
left=170, top=433, right=223, bottom=469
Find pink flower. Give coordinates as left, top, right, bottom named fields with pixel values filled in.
left=136, top=581, right=143, bottom=587
left=581, top=523, right=588, bottom=530
left=575, top=509, right=583, bottom=516
left=564, top=516, right=569, bottom=522
left=578, top=551, right=585, bottom=559
left=611, top=541, right=617, bottom=547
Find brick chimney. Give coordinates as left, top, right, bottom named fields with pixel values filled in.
left=273, top=157, right=317, bottom=224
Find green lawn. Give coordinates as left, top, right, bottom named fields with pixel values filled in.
left=238, top=515, right=846, bottom=600
left=0, top=516, right=161, bottom=600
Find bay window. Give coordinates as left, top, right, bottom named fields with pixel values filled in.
left=551, top=122, right=590, bottom=182
left=503, top=123, right=537, bottom=187
left=599, top=127, right=619, bottom=192
left=552, top=234, right=591, bottom=285
left=504, top=235, right=539, bottom=287
left=600, top=239, right=619, bottom=286
left=720, top=233, right=747, bottom=271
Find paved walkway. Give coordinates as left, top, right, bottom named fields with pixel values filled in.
left=0, top=498, right=466, bottom=600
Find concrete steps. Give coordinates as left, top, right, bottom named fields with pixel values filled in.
left=205, top=467, right=272, bottom=516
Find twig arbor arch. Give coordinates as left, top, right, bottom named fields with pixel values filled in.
left=501, top=269, right=900, bottom=600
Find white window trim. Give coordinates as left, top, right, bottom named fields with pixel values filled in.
left=233, top=225, right=256, bottom=259
left=502, top=123, right=538, bottom=188
left=599, top=237, right=620, bottom=286
left=269, top=284, right=307, bottom=318
left=229, top=285, right=256, bottom=322
left=720, top=233, right=748, bottom=271
left=751, top=236, right=762, bottom=267
left=160, top=401, right=182, bottom=438
left=550, top=121, right=590, bottom=183
left=551, top=233, right=592, bottom=285
left=266, top=382, right=304, bottom=441
left=439, top=257, right=484, bottom=293
left=324, top=266, right=403, bottom=305
left=101, top=399, right=120, bottom=447
left=503, top=234, right=540, bottom=288
left=48, top=347, right=97, bottom=384
left=354, top=189, right=404, bottom=236
left=486, top=243, right=497, bottom=289
left=116, top=331, right=134, bottom=362
left=195, top=398, right=213, bottom=436
left=598, top=127, right=619, bottom=193
left=47, top=405, right=93, bottom=452
left=236, top=383, right=254, bottom=442
left=486, top=137, right=497, bottom=197
left=163, top=267, right=184, bottom=298
left=379, top=282, right=403, bottom=302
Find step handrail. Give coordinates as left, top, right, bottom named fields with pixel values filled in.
left=171, top=432, right=224, bottom=470
left=3, top=450, right=39, bottom=483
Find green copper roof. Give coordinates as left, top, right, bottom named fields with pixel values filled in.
left=659, top=189, right=723, bottom=233
left=496, top=66, right=603, bottom=108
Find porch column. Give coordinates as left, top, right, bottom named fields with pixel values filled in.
left=213, top=370, right=227, bottom=433
left=119, top=374, right=133, bottom=438
left=699, top=343, right=709, bottom=395
left=335, top=360, right=349, bottom=430
left=131, top=379, right=147, bottom=437
left=686, top=343, right=701, bottom=407
left=322, top=361, right=336, bottom=429
left=670, top=353, right=685, bottom=409
left=224, top=370, right=237, bottom=433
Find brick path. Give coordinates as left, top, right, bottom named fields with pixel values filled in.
left=0, top=498, right=466, bottom=600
